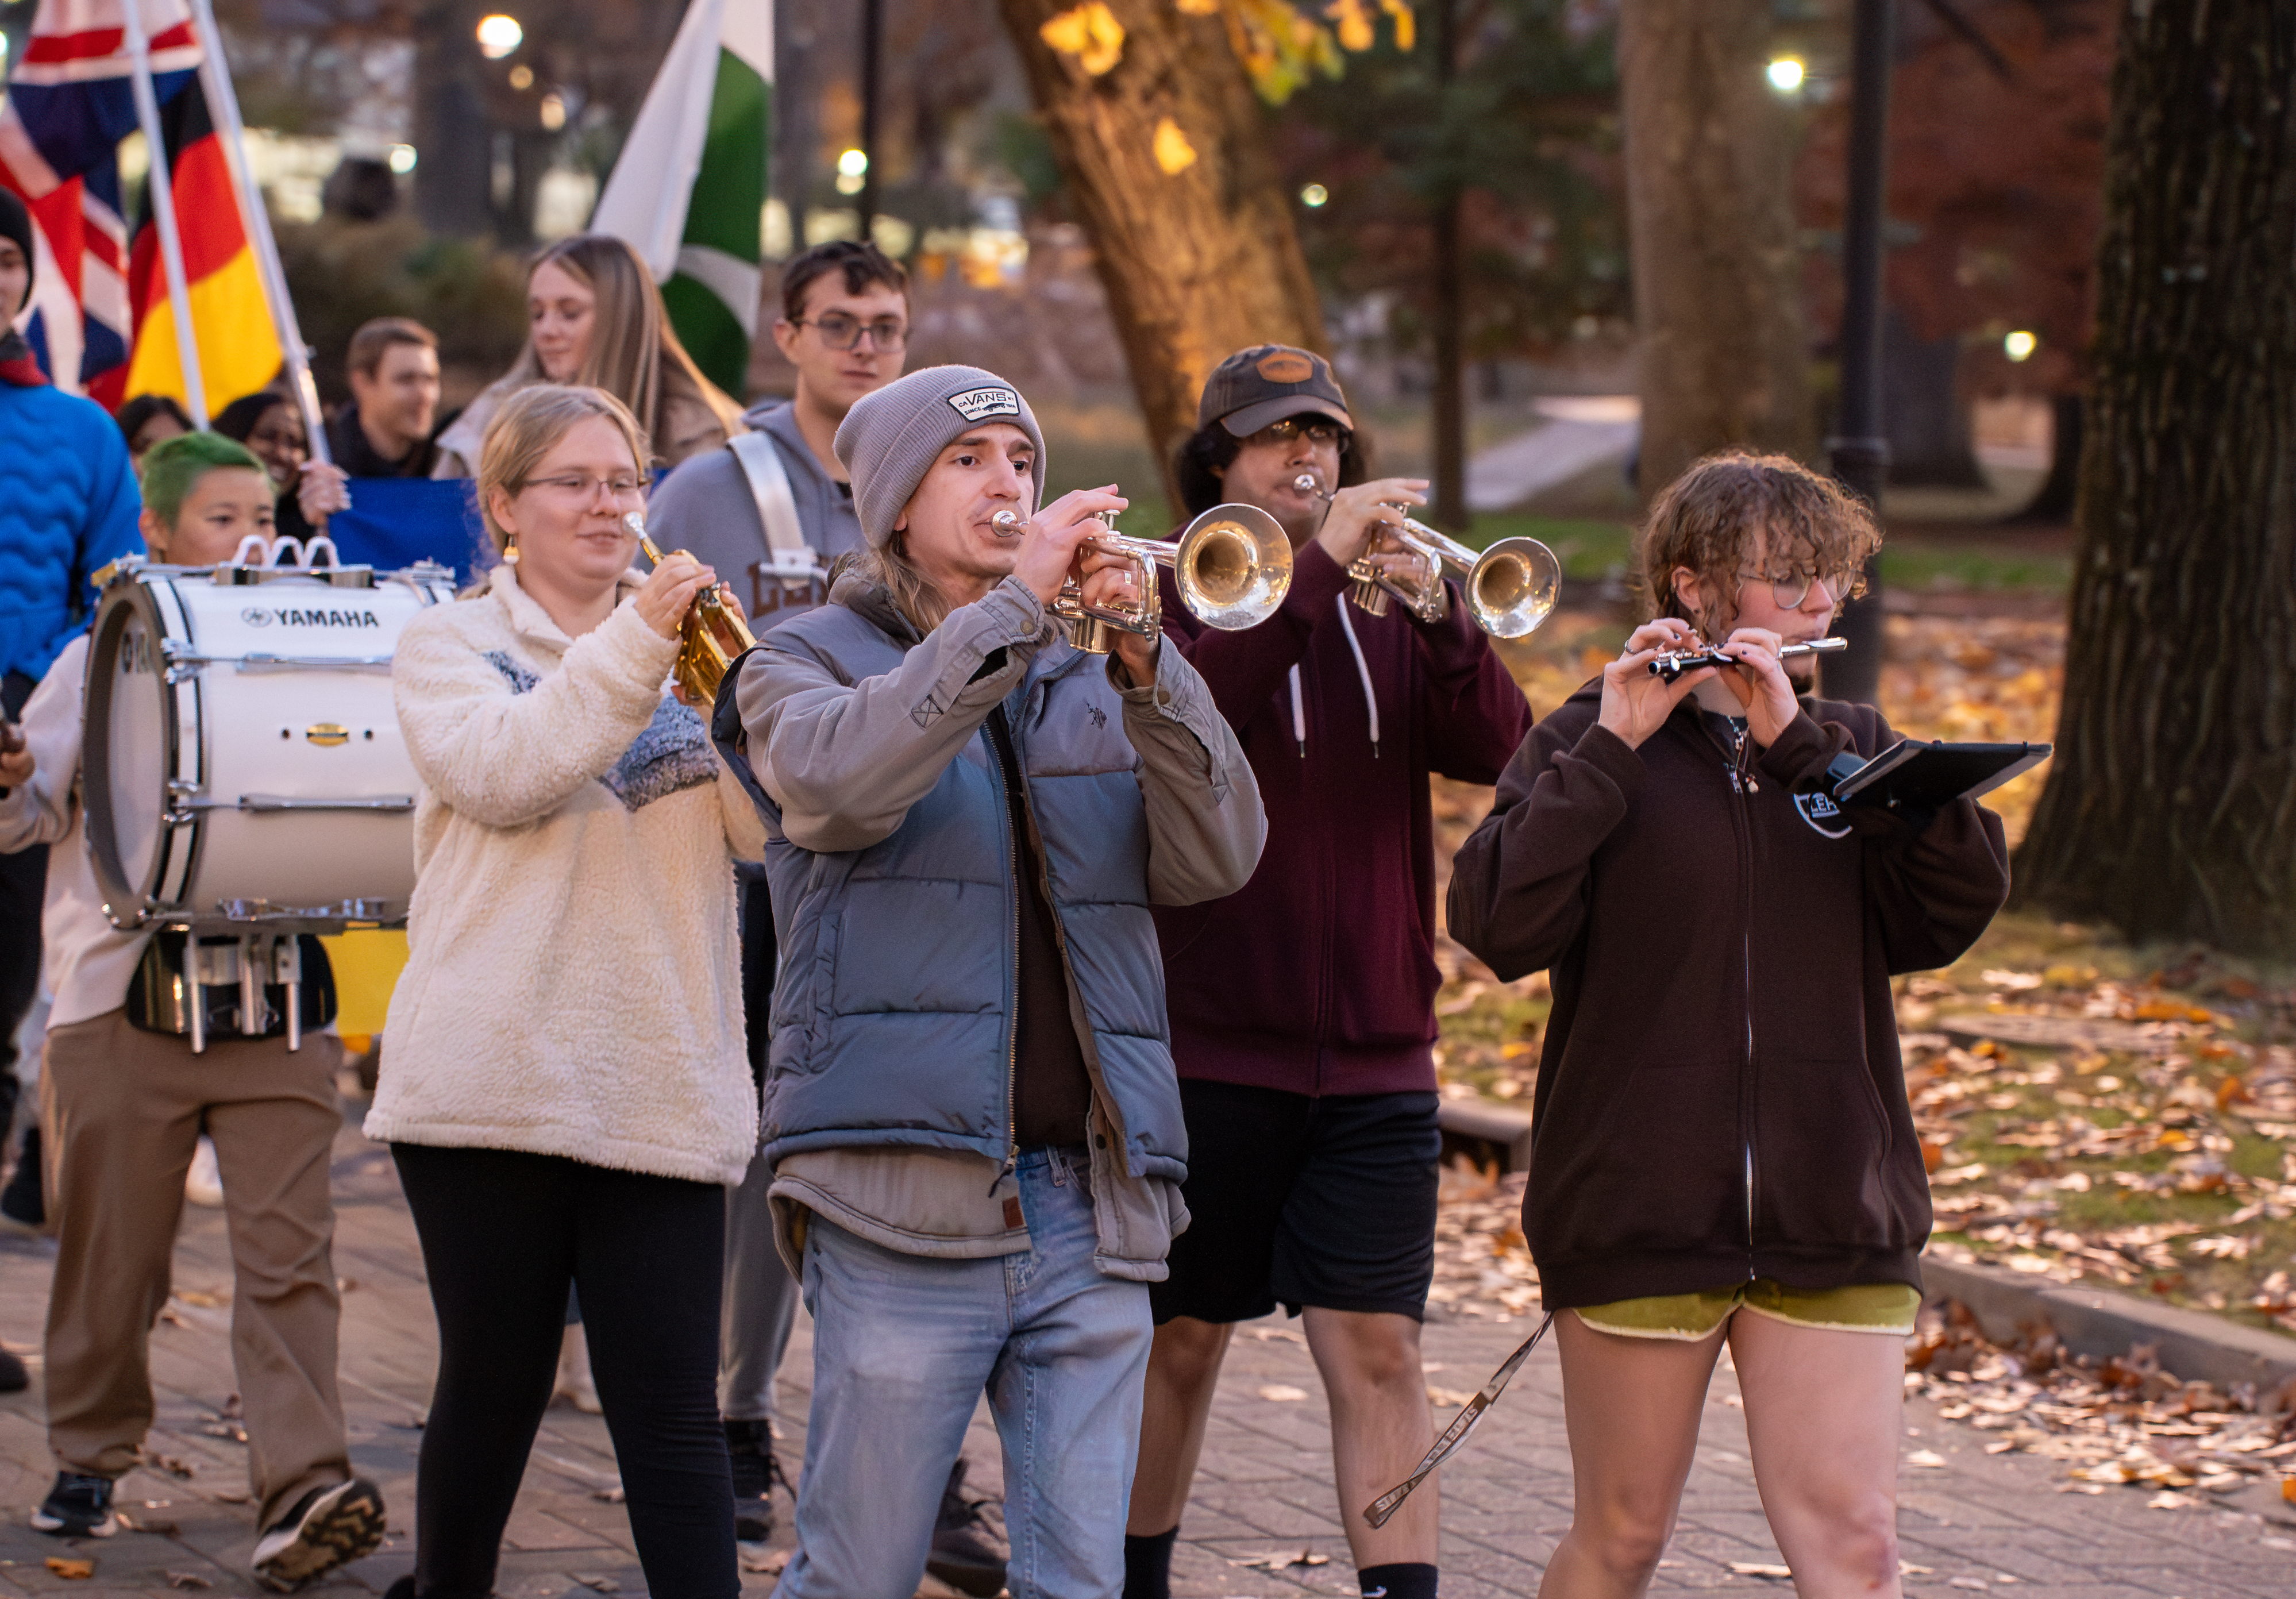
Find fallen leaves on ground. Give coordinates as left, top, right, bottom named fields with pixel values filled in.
left=1431, top=1169, right=1540, bottom=1324
left=1904, top=1300, right=2296, bottom=1505
left=45, top=1558, right=94, bottom=1579
left=1229, top=1550, right=1331, bottom=1571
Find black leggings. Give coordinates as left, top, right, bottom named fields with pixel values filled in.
left=392, top=1144, right=736, bottom=1599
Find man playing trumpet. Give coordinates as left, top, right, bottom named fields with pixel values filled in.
left=718, top=365, right=1265, bottom=1596
left=1124, top=346, right=1534, bottom=1599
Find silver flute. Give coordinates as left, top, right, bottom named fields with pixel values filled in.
left=1647, top=637, right=1847, bottom=683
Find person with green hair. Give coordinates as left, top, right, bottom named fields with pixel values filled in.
left=0, top=423, right=387, bottom=1588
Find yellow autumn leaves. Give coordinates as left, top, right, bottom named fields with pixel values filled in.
left=1038, top=2, right=1415, bottom=91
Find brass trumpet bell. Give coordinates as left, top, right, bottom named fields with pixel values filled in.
left=1294, top=475, right=1560, bottom=640
left=625, top=512, right=757, bottom=703
left=988, top=503, right=1293, bottom=653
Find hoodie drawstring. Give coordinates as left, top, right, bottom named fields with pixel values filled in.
left=1334, top=595, right=1380, bottom=758
left=1289, top=599, right=1381, bottom=758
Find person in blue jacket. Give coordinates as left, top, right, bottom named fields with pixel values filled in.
left=0, top=187, right=144, bottom=1255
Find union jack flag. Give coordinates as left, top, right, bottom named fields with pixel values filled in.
left=0, top=0, right=200, bottom=402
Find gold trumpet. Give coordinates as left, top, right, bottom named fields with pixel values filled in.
left=989, top=503, right=1293, bottom=653
left=625, top=511, right=757, bottom=702
left=1294, top=475, right=1561, bottom=640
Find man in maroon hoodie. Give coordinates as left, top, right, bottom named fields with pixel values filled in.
left=1123, top=348, right=1533, bottom=1599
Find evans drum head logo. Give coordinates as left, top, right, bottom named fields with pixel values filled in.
left=1795, top=789, right=1854, bottom=839
left=946, top=386, right=1021, bottom=423
left=247, top=606, right=382, bottom=628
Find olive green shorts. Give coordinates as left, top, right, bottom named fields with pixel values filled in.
left=1573, top=1278, right=1921, bottom=1340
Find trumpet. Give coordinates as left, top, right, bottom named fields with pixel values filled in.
left=625, top=511, right=757, bottom=703
left=989, top=502, right=1293, bottom=654
left=1294, top=475, right=1559, bottom=640
left=1648, top=636, right=1847, bottom=683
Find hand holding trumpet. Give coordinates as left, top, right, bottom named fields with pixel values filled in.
left=996, top=486, right=1159, bottom=683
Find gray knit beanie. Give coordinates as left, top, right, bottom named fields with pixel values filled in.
left=834, top=365, right=1048, bottom=550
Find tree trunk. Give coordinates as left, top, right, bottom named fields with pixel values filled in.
left=1427, top=0, right=1466, bottom=531
left=996, top=0, right=1327, bottom=500
left=1617, top=0, right=1810, bottom=499
left=2012, top=0, right=2296, bottom=954
left=413, top=0, right=493, bottom=238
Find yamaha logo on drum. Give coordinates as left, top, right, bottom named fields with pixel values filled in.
left=247, top=606, right=383, bottom=628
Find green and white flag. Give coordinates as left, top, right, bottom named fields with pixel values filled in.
left=592, top=0, right=771, bottom=395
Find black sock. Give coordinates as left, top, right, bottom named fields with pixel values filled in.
left=1123, top=1525, right=1178, bottom=1599
left=1358, top=1562, right=1438, bottom=1599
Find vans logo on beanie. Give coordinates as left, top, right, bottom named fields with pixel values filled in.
left=946, top=387, right=1022, bottom=423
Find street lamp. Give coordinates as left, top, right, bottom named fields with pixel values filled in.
left=835, top=148, right=868, bottom=198
left=1300, top=183, right=1330, bottom=208
left=2004, top=329, right=2038, bottom=362
left=476, top=14, right=523, bottom=60
left=1766, top=56, right=1806, bottom=94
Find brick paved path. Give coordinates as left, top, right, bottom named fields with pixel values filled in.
left=0, top=1111, right=2288, bottom=1597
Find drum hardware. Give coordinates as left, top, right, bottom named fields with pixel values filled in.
left=215, top=534, right=375, bottom=589
left=159, top=649, right=397, bottom=674
left=625, top=513, right=757, bottom=702
left=167, top=794, right=415, bottom=816
left=1647, top=637, right=1847, bottom=683
left=306, top=724, right=349, bottom=746
left=175, top=934, right=306, bottom=1054
left=986, top=503, right=1292, bottom=654
left=1293, top=474, right=1561, bottom=639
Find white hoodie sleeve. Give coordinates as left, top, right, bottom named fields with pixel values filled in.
left=0, top=635, right=88, bottom=856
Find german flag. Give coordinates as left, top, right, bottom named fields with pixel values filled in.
left=120, top=76, right=279, bottom=415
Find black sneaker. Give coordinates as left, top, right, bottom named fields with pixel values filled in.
left=926, top=1457, right=1008, bottom=1598
left=251, top=1476, right=386, bottom=1592
left=0, top=1348, right=25, bottom=1394
left=30, top=1471, right=116, bottom=1538
left=725, top=1417, right=781, bottom=1542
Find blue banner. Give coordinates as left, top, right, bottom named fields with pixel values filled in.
left=325, top=478, right=492, bottom=585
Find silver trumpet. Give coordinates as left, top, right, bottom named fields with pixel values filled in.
left=1647, top=637, right=1847, bottom=683
left=1294, top=475, right=1560, bottom=640
left=989, top=503, right=1293, bottom=654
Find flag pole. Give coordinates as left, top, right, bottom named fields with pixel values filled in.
left=118, top=0, right=207, bottom=427
left=184, top=0, right=330, bottom=463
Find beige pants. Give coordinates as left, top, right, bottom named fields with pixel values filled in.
left=41, top=1010, right=350, bottom=1529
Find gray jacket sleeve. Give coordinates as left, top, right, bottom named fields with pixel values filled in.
left=736, top=577, right=1053, bottom=853
left=1111, top=644, right=1266, bottom=907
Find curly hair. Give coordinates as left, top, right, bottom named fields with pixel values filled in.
left=1636, top=452, right=1881, bottom=631
left=1173, top=419, right=1369, bottom=519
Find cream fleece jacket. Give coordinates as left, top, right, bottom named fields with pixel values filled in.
left=367, top=565, right=766, bottom=1184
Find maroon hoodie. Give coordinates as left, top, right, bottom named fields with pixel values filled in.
left=1152, top=541, right=1534, bottom=1097
left=1446, top=683, right=2011, bottom=1305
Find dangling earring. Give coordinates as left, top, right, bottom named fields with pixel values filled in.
left=502, top=531, right=519, bottom=566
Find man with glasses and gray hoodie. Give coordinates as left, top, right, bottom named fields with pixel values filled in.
left=714, top=364, right=1264, bottom=1597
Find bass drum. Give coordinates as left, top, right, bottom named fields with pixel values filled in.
left=83, top=550, right=457, bottom=931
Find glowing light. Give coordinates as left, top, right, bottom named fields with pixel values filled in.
left=1300, top=183, right=1330, bottom=208
left=1766, top=56, right=1805, bottom=94
left=2004, top=329, right=2038, bottom=362
left=476, top=14, right=523, bottom=59
left=388, top=144, right=418, bottom=175
left=837, top=149, right=869, bottom=179
left=539, top=93, right=567, bottom=132
left=508, top=64, right=534, bottom=90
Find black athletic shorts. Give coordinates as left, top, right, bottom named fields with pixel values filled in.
left=1151, top=1080, right=1440, bottom=1325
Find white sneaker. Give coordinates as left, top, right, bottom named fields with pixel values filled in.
left=553, top=1321, right=602, bottom=1413
left=185, top=1136, right=224, bottom=1209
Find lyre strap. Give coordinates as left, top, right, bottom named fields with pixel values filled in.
left=1361, top=1311, right=1555, bottom=1529
left=729, top=430, right=808, bottom=557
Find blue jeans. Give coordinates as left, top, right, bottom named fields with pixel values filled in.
left=780, top=1146, right=1152, bottom=1599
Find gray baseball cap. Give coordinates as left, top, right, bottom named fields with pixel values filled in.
left=834, top=365, right=1048, bottom=549
left=1197, top=344, right=1354, bottom=437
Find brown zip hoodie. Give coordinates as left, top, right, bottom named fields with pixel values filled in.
left=1446, top=682, right=2010, bottom=1308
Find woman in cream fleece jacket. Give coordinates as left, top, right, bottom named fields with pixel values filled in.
left=372, top=385, right=761, bottom=1599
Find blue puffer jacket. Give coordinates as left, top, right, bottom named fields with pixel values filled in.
left=0, top=383, right=142, bottom=684
left=719, top=572, right=1265, bottom=1184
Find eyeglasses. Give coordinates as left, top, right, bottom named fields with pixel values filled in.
left=1253, top=417, right=1350, bottom=450
left=795, top=313, right=908, bottom=353
left=524, top=473, right=644, bottom=500
left=1736, top=567, right=1861, bottom=610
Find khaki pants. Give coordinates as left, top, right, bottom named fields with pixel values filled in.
left=41, top=1010, right=350, bottom=1529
